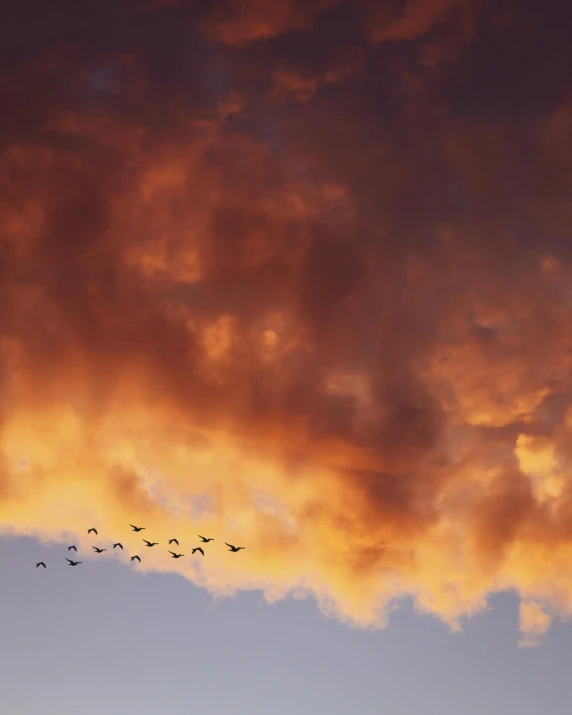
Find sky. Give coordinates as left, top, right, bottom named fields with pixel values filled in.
left=2, top=0, right=572, bottom=711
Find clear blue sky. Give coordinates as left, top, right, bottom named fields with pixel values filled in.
left=1, top=536, right=569, bottom=715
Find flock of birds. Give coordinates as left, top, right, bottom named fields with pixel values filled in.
left=35, top=524, right=245, bottom=569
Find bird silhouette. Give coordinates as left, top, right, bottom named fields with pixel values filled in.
left=92, top=547, right=107, bottom=554
left=113, top=543, right=123, bottom=550
left=225, top=543, right=245, bottom=552
left=88, top=528, right=98, bottom=535
left=143, top=540, right=158, bottom=547
left=130, top=524, right=145, bottom=532
left=198, top=535, right=214, bottom=543
left=168, top=538, right=179, bottom=545
left=130, top=555, right=141, bottom=563
left=169, top=551, right=185, bottom=559
left=66, top=559, right=82, bottom=566
left=36, top=562, right=46, bottom=569
left=68, top=545, right=77, bottom=552
left=192, top=547, right=204, bottom=556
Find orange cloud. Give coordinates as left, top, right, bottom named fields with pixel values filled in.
left=364, top=0, right=466, bottom=42
left=2, top=0, right=572, bottom=645
left=269, top=49, right=364, bottom=103
left=204, top=0, right=338, bottom=46
left=519, top=600, right=552, bottom=647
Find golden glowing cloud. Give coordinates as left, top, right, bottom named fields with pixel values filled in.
left=519, top=601, right=552, bottom=647
left=2, top=0, right=572, bottom=647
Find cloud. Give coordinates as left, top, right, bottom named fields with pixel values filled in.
left=519, top=600, right=552, bottom=647
left=1, top=0, right=572, bottom=643
left=204, top=0, right=338, bottom=46
left=269, top=47, right=364, bottom=103
left=361, top=0, right=479, bottom=80
left=367, top=0, right=467, bottom=42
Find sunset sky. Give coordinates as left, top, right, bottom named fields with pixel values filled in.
left=2, top=0, right=572, bottom=711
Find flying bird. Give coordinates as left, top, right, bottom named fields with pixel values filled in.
left=66, top=559, right=82, bottom=566
left=169, top=552, right=185, bottom=559
left=130, top=524, right=145, bottom=532
left=192, top=547, right=204, bottom=556
left=225, top=543, right=245, bottom=552
left=113, top=543, right=123, bottom=550
left=130, top=555, right=141, bottom=563
left=198, top=535, right=213, bottom=543
left=92, top=547, right=107, bottom=554
left=143, top=540, right=158, bottom=547
left=36, top=562, right=46, bottom=569
left=68, top=545, right=77, bottom=552
left=168, top=539, right=179, bottom=545
left=87, top=528, right=97, bottom=535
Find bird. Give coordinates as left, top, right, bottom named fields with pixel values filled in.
left=113, top=543, right=123, bottom=550
left=92, top=547, right=107, bottom=554
left=130, top=524, right=145, bottom=532
left=88, top=528, right=98, bottom=535
left=68, top=545, right=77, bottom=552
left=225, top=543, right=245, bottom=552
left=36, top=562, right=46, bottom=569
left=66, top=559, right=82, bottom=566
left=130, top=555, right=141, bottom=563
left=192, top=547, right=204, bottom=556
left=169, top=552, right=185, bottom=559
left=143, top=540, right=158, bottom=547
left=168, top=538, right=179, bottom=545
left=198, top=535, right=214, bottom=543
